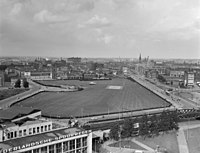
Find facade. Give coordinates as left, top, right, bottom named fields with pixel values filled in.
left=184, top=71, right=195, bottom=87
left=10, top=78, right=19, bottom=87
left=0, top=120, right=53, bottom=142
left=0, top=71, right=5, bottom=87
left=145, top=69, right=158, bottom=79
left=0, top=127, right=92, bottom=153
left=67, top=58, right=81, bottom=63
left=0, top=107, right=92, bottom=153
left=170, top=70, right=184, bottom=78
left=23, top=71, right=53, bottom=80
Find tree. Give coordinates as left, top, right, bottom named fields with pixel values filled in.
left=109, top=123, right=120, bottom=141
left=121, top=118, right=133, bottom=138
left=149, top=114, right=159, bottom=137
left=14, top=79, right=21, bottom=88
left=138, top=114, right=149, bottom=139
left=157, top=75, right=166, bottom=82
left=23, top=80, right=29, bottom=88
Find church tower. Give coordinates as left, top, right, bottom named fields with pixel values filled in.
left=139, top=53, right=142, bottom=63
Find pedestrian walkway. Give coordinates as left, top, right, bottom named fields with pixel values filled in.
left=131, top=138, right=155, bottom=152
left=102, top=140, right=155, bottom=153
left=177, top=129, right=189, bottom=153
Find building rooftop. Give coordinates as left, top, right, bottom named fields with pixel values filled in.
left=0, top=106, right=41, bottom=120
left=0, top=127, right=90, bottom=151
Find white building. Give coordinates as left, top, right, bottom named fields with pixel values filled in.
left=0, top=126, right=92, bottom=153
left=184, top=71, right=195, bottom=87
left=0, top=107, right=92, bottom=153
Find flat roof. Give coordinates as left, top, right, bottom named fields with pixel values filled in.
left=1, top=127, right=90, bottom=151
left=0, top=106, right=41, bottom=120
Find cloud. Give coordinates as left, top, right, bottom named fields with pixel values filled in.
left=85, top=15, right=111, bottom=27
left=78, top=0, right=95, bottom=12
left=86, top=15, right=110, bottom=26
left=9, top=3, right=22, bottom=16
left=34, top=10, right=69, bottom=23
left=98, top=34, right=113, bottom=44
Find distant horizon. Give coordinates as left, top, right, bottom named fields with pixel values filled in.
left=1, top=0, right=199, bottom=59
left=1, top=55, right=200, bottom=61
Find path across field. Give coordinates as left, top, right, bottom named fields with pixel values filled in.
left=14, top=78, right=170, bottom=117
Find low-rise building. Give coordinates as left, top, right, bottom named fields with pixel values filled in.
left=170, top=70, right=184, bottom=78
left=22, top=71, right=53, bottom=80
left=184, top=71, right=195, bottom=87
left=0, top=106, right=92, bottom=153
left=0, top=71, right=5, bottom=87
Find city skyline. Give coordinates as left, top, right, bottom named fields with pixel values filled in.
left=0, top=0, right=200, bottom=59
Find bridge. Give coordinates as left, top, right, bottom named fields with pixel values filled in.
left=177, top=108, right=200, bottom=120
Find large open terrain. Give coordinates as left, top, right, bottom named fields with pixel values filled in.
left=14, top=78, right=170, bottom=117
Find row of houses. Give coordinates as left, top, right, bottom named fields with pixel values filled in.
left=135, top=63, right=196, bottom=87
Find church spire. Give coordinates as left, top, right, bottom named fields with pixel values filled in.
left=139, top=53, right=142, bottom=63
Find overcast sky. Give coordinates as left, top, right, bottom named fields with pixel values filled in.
left=0, top=0, right=200, bottom=59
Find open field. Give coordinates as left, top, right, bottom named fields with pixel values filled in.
left=136, top=131, right=179, bottom=153
left=14, top=78, right=170, bottom=117
left=109, top=140, right=145, bottom=150
left=175, top=91, right=200, bottom=105
left=184, top=127, right=200, bottom=153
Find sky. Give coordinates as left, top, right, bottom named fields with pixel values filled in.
left=0, top=0, right=200, bottom=59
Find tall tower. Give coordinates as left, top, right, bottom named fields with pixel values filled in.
left=139, top=53, right=142, bottom=63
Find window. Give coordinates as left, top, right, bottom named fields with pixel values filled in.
left=7, top=133, right=10, bottom=139
left=69, top=140, right=75, bottom=150
left=33, top=128, right=36, bottom=134
left=63, top=141, right=69, bottom=151
left=14, top=131, right=17, bottom=137
left=33, top=148, right=39, bottom=153
left=76, top=149, right=82, bottom=153
left=48, top=124, right=51, bottom=130
left=19, top=130, right=22, bottom=137
left=29, top=128, right=32, bottom=134
left=41, top=146, right=47, bottom=153
left=76, top=138, right=81, bottom=148
left=56, top=143, right=62, bottom=153
left=23, top=151, right=32, bottom=153
left=45, top=125, right=47, bottom=131
left=49, top=145, right=55, bottom=153
left=23, top=129, right=26, bottom=136
left=82, top=147, right=87, bottom=153
left=41, top=126, right=44, bottom=132
left=37, top=127, right=40, bottom=133
left=10, top=132, right=13, bottom=138
left=82, top=137, right=87, bottom=147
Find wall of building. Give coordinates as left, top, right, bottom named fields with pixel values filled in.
left=1, top=121, right=52, bottom=141
left=3, top=130, right=92, bottom=153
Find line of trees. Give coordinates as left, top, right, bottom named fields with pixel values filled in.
left=14, top=79, right=29, bottom=88
left=110, top=110, right=179, bottom=141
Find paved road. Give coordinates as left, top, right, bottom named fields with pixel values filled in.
left=131, top=74, right=197, bottom=109
left=0, top=80, right=42, bottom=109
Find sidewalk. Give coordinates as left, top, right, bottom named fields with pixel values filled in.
left=177, top=121, right=200, bottom=153
left=102, top=140, right=155, bottom=153
left=177, top=129, right=189, bottom=153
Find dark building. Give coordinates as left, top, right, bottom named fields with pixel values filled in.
left=67, top=57, right=81, bottom=63
left=0, top=71, right=5, bottom=87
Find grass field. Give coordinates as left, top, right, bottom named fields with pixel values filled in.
left=136, top=131, right=179, bottom=153
left=15, top=78, right=170, bottom=117
left=0, top=88, right=28, bottom=100
left=184, top=127, right=200, bottom=153
left=109, top=140, right=146, bottom=150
